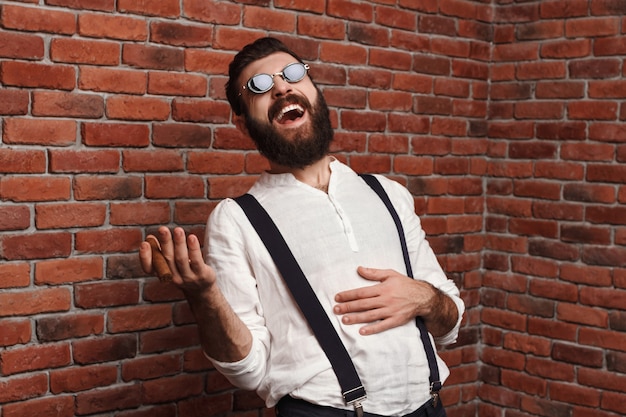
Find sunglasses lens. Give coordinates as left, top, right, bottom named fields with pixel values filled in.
left=283, top=63, right=307, bottom=82
left=248, top=74, right=274, bottom=94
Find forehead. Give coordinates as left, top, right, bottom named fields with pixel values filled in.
left=240, top=52, right=300, bottom=82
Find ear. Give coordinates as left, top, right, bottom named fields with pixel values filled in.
left=233, top=114, right=249, bottom=136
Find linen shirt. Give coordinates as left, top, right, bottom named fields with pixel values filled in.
left=204, top=159, right=464, bottom=416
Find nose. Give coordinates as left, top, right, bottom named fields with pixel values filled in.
left=271, top=75, right=292, bottom=97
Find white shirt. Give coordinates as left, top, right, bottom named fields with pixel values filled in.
left=204, top=159, right=464, bottom=416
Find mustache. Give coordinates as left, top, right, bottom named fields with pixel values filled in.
left=268, top=94, right=312, bottom=121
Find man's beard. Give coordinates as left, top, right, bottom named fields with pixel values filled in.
left=243, top=90, right=333, bottom=169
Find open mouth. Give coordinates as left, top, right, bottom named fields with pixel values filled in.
left=275, top=103, right=305, bottom=124
left=269, top=95, right=309, bottom=126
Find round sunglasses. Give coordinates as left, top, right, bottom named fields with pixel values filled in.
left=242, top=62, right=310, bottom=95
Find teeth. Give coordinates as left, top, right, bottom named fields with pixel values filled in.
left=276, top=104, right=304, bottom=121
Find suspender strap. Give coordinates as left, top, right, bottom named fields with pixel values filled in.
left=234, top=193, right=367, bottom=408
left=359, top=174, right=442, bottom=398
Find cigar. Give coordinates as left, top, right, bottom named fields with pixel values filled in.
left=146, top=236, right=173, bottom=282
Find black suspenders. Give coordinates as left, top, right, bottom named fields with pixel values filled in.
left=234, top=174, right=441, bottom=414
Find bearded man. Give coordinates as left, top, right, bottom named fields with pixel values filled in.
left=140, top=37, right=464, bottom=417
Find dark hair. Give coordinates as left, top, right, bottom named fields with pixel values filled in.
left=226, top=37, right=304, bottom=116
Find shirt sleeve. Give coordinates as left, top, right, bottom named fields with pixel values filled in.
left=377, top=176, right=465, bottom=346
left=202, top=198, right=271, bottom=391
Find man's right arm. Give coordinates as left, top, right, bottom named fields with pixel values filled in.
left=139, top=226, right=253, bottom=362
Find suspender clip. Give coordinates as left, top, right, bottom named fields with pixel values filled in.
left=430, top=381, right=442, bottom=407
left=343, top=386, right=367, bottom=417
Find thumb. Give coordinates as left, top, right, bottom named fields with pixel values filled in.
left=357, top=266, right=388, bottom=282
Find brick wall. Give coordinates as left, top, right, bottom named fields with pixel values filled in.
left=480, top=2, right=626, bottom=417
left=0, top=1, right=623, bottom=417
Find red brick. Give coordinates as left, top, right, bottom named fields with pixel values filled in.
left=595, top=35, right=626, bottom=56
left=145, top=175, right=205, bottom=199
left=106, top=95, right=170, bottom=121
left=503, top=332, right=551, bottom=356
left=528, top=238, right=580, bottom=261
left=529, top=278, right=578, bottom=302
left=348, top=24, right=390, bottom=49
left=515, top=179, right=561, bottom=200
left=184, top=49, right=234, bottom=75
left=140, top=326, right=199, bottom=354
left=142, top=374, right=203, bottom=404
left=118, top=0, right=180, bottom=17
left=2, top=395, right=74, bottom=417
left=187, top=152, right=245, bottom=174
left=0, top=263, right=30, bottom=289
left=82, top=122, right=150, bottom=147
left=183, top=0, right=240, bottom=25
left=526, top=356, right=575, bottom=382
left=566, top=17, right=620, bottom=38
left=502, top=369, right=547, bottom=396
left=1, top=342, right=71, bottom=375
left=152, top=123, right=213, bottom=147
left=0, top=61, right=75, bottom=90
left=36, top=203, right=106, bottom=229
left=535, top=161, right=585, bottom=180
left=3, top=118, right=76, bottom=146
left=151, top=21, right=212, bottom=47
left=568, top=100, right=618, bottom=120
left=174, top=201, right=216, bottom=225
left=0, top=287, right=71, bottom=317
left=75, top=384, right=142, bottom=414
left=570, top=58, right=621, bottom=79
left=36, top=313, right=104, bottom=341
left=557, top=303, right=608, bottom=327
left=243, top=6, right=296, bottom=32
left=49, top=149, right=120, bottom=173
left=0, top=205, right=30, bottom=232
left=528, top=317, right=577, bottom=341
left=51, top=364, right=117, bottom=394
left=50, top=37, right=119, bottom=65
left=0, top=89, right=29, bottom=117
left=493, top=42, right=539, bottom=62
left=297, top=14, right=345, bottom=40
left=1, top=4, right=76, bottom=34
left=107, top=304, right=172, bottom=333
left=35, top=256, right=103, bottom=285
left=74, top=281, right=139, bottom=308
left=75, top=228, right=143, bottom=254
left=121, top=353, right=181, bottom=381
left=78, top=12, right=147, bottom=40
left=0, top=319, right=31, bottom=347
left=123, top=150, right=185, bottom=172
left=79, top=66, right=147, bottom=94
left=2, top=232, right=72, bottom=260
left=73, top=176, right=142, bottom=200
left=452, top=60, right=489, bottom=81
left=370, top=48, right=413, bottom=71
left=33, top=91, right=104, bottom=118
left=580, top=286, right=626, bottom=310
left=540, top=0, right=587, bottom=18
left=46, top=0, right=114, bottom=11
left=481, top=308, right=527, bottom=332
left=172, top=99, right=231, bottom=123
left=389, top=113, right=430, bottom=134
left=110, top=202, right=170, bottom=226
left=148, top=71, right=207, bottom=96
left=73, top=334, right=137, bottom=365
left=601, top=391, right=626, bottom=414
left=0, top=31, right=44, bottom=60
left=560, top=264, right=612, bottom=286
left=589, top=122, right=626, bottom=142
left=123, top=43, right=184, bottom=71
left=0, top=373, right=48, bottom=403
left=550, top=381, right=601, bottom=407
left=517, top=20, right=564, bottom=40
left=536, top=81, right=586, bottom=100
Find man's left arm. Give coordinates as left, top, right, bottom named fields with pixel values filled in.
left=334, top=266, right=461, bottom=338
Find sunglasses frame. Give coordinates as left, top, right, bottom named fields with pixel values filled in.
left=242, top=62, right=310, bottom=95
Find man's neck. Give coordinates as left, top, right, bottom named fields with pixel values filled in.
left=268, top=155, right=332, bottom=190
